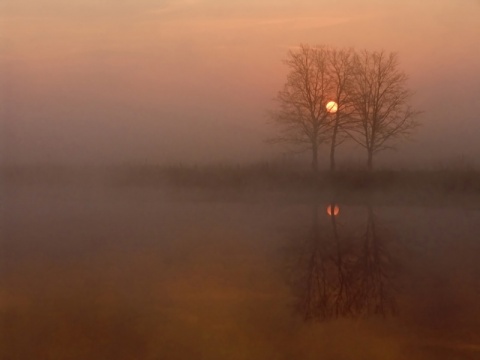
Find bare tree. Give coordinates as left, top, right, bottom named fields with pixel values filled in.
left=270, top=46, right=419, bottom=172
left=348, top=50, right=420, bottom=170
left=328, top=48, right=356, bottom=172
left=269, top=44, right=335, bottom=174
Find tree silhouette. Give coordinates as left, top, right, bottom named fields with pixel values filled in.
left=269, top=46, right=420, bottom=172
left=327, top=48, right=356, bottom=172
left=269, top=45, right=340, bottom=174
left=348, top=50, right=420, bottom=170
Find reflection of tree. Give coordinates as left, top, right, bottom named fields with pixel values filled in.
left=297, top=205, right=328, bottom=320
left=289, top=203, right=397, bottom=321
left=350, top=205, right=397, bottom=317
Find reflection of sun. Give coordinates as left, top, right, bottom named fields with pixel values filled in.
left=326, top=101, right=338, bottom=114
left=327, top=204, right=340, bottom=216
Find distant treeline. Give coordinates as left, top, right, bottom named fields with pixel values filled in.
left=2, top=163, right=479, bottom=194
left=111, top=163, right=480, bottom=194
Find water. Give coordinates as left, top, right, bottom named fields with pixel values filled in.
left=1, top=183, right=480, bottom=359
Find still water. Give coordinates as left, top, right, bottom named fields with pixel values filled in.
left=1, top=184, right=480, bottom=359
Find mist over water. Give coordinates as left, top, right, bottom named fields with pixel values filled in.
left=1, top=178, right=480, bottom=359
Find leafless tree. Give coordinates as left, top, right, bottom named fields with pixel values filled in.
left=348, top=50, right=420, bottom=170
left=269, top=44, right=336, bottom=174
left=327, top=48, right=356, bottom=172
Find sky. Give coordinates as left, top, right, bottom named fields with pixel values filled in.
left=1, top=0, right=480, bottom=167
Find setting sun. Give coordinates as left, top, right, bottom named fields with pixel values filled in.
left=326, top=101, right=338, bottom=114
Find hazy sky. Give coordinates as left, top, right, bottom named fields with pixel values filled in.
left=1, top=0, right=480, bottom=166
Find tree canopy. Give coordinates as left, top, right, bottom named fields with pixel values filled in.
left=270, top=44, right=420, bottom=171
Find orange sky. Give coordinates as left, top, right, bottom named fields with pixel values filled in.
left=1, top=0, right=480, bottom=166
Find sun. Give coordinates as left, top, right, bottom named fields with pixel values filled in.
left=326, top=101, right=338, bottom=114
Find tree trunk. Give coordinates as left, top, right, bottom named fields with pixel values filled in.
left=367, top=150, right=373, bottom=171
left=329, top=144, right=336, bottom=173
left=330, top=121, right=339, bottom=172
left=312, top=143, right=318, bottom=174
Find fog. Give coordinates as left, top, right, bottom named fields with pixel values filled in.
left=2, top=2, right=480, bottom=359
left=2, top=183, right=480, bottom=359
left=2, top=0, right=480, bottom=166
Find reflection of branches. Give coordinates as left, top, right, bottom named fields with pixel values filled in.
left=329, top=211, right=357, bottom=318
left=295, top=205, right=329, bottom=320
left=350, top=205, right=397, bottom=317
left=292, top=204, right=356, bottom=321
left=289, top=203, right=397, bottom=322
